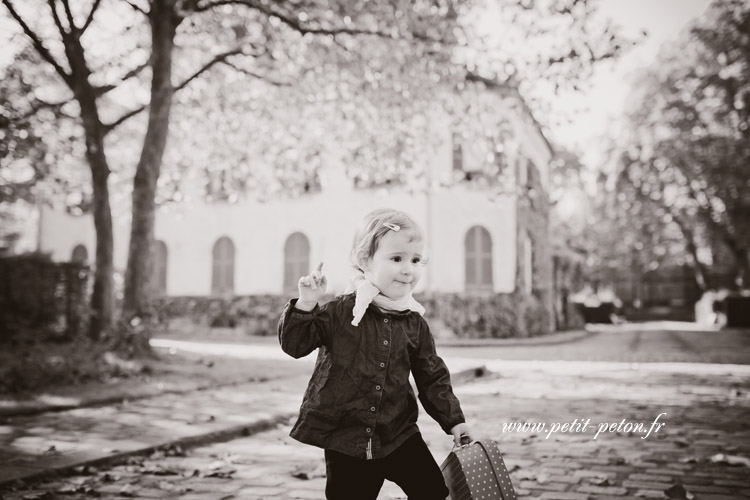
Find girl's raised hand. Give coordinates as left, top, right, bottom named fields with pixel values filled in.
left=298, top=262, right=327, bottom=305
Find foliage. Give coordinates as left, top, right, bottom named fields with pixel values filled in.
left=1, top=0, right=634, bottom=205
left=0, top=47, right=92, bottom=232
left=612, top=0, right=750, bottom=287
left=558, top=0, right=750, bottom=295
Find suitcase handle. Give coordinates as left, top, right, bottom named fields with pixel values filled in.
left=451, top=433, right=474, bottom=451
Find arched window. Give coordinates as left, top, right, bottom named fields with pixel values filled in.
left=465, top=226, right=493, bottom=292
left=212, top=236, right=235, bottom=295
left=71, top=244, right=88, bottom=263
left=153, top=240, right=168, bottom=296
left=284, top=232, right=310, bottom=294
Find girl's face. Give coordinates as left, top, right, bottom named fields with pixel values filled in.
left=363, top=230, right=425, bottom=299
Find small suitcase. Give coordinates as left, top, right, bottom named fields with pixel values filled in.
left=440, top=439, right=518, bottom=500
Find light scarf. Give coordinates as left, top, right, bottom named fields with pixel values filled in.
left=345, top=274, right=425, bottom=326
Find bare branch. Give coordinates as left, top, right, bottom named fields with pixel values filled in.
left=82, top=0, right=103, bottom=33
left=174, top=49, right=243, bottom=91
left=103, top=49, right=244, bottom=133
left=46, top=0, right=69, bottom=39
left=60, top=0, right=78, bottom=32
left=16, top=97, right=73, bottom=121
left=196, top=0, right=400, bottom=40
left=3, top=0, right=73, bottom=86
left=222, top=60, right=289, bottom=86
left=122, top=0, right=148, bottom=16
left=103, top=105, right=144, bottom=132
left=95, top=58, right=151, bottom=95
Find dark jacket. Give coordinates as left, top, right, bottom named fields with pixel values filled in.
left=278, top=293, right=465, bottom=460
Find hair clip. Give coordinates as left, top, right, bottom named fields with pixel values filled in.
left=383, top=222, right=401, bottom=232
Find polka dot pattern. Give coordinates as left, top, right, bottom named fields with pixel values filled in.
left=440, top=440, right=518, bottom=500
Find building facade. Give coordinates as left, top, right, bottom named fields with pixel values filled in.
left=37, top=85, right=554, bottom=332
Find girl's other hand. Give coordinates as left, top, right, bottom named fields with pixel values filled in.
left=297, top=262, right=327, bottom=309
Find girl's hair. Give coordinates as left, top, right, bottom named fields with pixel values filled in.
left=350, top=208, right=425, bottom=272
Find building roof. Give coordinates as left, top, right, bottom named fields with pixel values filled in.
left=465, top=72, right=555, bottom=157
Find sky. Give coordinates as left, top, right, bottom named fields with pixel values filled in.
left=548, top=0, right=713, bottom=162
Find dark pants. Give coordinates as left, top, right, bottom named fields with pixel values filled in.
left=324, top=433, right=449, bottom=500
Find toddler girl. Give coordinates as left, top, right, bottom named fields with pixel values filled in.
left=278, top=208, right=472, bottom=500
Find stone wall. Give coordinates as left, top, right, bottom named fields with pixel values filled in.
left=514, top=157, right=555, bottom=336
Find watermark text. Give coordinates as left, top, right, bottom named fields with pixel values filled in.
left=501, top=413, right=667, bottom=440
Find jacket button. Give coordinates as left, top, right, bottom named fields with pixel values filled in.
left=383, top=340, right=388, bottom=345
left=383, top=318, right=389, bottom=323
left=366, top=428, right=372, bottom=433
left=370, top=407, right=376, bottom=412
left=376, top=385, right=381, bottom=390
left=379, top=362, right=385, bottom=368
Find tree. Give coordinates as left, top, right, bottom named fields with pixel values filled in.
left=2, top=0, right=631, bottom=344
left=616, top=0, right=750, bottom=288
left=547, top=146, right=691, bottom=302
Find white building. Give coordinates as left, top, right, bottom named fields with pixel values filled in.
left=38, top=85, right=553, bottom=301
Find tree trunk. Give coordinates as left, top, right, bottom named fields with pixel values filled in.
left=122, top=1, right=178, bottom=323
left=87, top=147, right=115, bottom=339
left=702, top=212, right=750, bottom=289
left=672, top=213, right=708, bottom=293
left=729, top=243, right=750, bottom=289
left=64, top=32, right=115, bottom=340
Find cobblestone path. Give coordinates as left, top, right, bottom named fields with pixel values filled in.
left=3, top=360, right=749, bottom=500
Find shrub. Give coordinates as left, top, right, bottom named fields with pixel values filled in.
left=154, top=290, right=554, bottom=339
left=0, top=253, right=89, bottom=343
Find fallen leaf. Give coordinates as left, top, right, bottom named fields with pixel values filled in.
left=292, top=471, right=315, bottom=480
left=119, top=484, right=135, bottom=497
left=222, top=453, right=245, bottom=464
left=709, top=454, right=750, bottom=467
left=664, top=484, right=694, bottom=499
left=292, top=463, right=326, bottom=480
left=158, top=480, right=174, bottom=490
left=143, top=465, right=182, bottom=476
left=205, top=467, right=236, bottom=479
left=22, top=493, right=54, bottom=499
left=587, top=476, right=610, bottom=486
left=56, top=483, right=94, bottom=495
left=208, top=460, right=226, bottom=470
left=72, top=465, right=98, bottom=475
left=42, top=446, right=61, bottom=456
